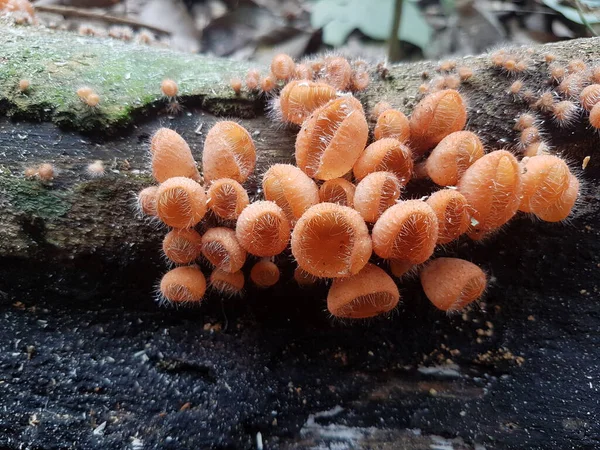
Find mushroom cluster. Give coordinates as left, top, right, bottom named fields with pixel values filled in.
left=135, top=52, right=581, bottom=320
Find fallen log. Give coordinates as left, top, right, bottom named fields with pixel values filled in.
left=1, top=23, right=600, bottom=450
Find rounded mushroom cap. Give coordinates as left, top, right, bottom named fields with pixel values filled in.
left=291, top=202, right=372, bottom=278
left=457, top=150, right=522, bottom=237
left=409, top=89, right=467, bottom=156
left=425, top=131, right=484, bottom=186
left=374, top=109, right=410, bottom=142
left=279, top=80, right=337, bottom=125
left=150, top=128, right=200, bottom=183
left=262, top=164, right=320, bottom=224
left=271, top=53, right=296, bottom=81
left=372, top=200, right=439, bottom=263
left=156, top=177, right=207, bottom=229
left=202, top=121, right=256, bottom=183
left=235, top=201, right=291, bottom=257
left=535, top=173, right=579, bottom=222
left=353, top=171, right=402, bottom=223
left=319, top=178, right=356, bottom=207
left=161, top=79, right=178, bottom=97
left=420, top=258, right=487, bottom=312
left=137, top=186, right=158, bottom=216
left=210, top=268, right=245, bottom=296
left=426, top=189, right=470, bottom=244
left=323, top=56, right=352, bottom=90
left=295, top=96, right=368, bottom=180
left=162, top=228, right=203, bottom=265
left=519, top=155, right=572, bottom=215
left=201, top=227, right=247, bottom=273
left=353, top=138, right=413, bottom=185
left=159, top=265, right=206, bottom=304
left=250, top=259, right=280, bottom=288
left=327, top=263, right=400, bottom=319
left=207, top=178, right=249, bottom=221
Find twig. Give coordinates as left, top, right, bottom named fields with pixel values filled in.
left=35, top=5, right=170, bottom=36
left=388, top=0, right=404, bottom=62
left=572, top=0, right=598, bottom=37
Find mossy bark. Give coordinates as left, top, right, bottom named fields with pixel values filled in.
left=1, top=23, right=599, bottom=268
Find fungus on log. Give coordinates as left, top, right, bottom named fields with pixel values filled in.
left=1, top=24, right=600, bottom=450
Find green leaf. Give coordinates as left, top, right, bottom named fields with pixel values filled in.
left=310, top=0, right=432, bottom=50
left=542, top=0, right=600, bottom=24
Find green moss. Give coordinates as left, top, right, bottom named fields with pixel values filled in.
left=0, top=174, right=71, bottom=219
left=0, top=23, right=256, bottom=129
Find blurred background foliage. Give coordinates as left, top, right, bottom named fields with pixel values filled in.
left=19, top=0, right=600, bottom=64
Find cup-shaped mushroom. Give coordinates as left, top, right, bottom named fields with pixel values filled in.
left=201, top=227, right=246, bottom=273
left=262, top=164, right=320, bottom=224
left=295, top=96, right=368, bottom=180
left=150, top=128, right=200, bottom=183
left=207, top=178, right=249, bottom=221
left=426, top=189, right=470, bottom=244
left=425, top=131, right=484, bottom=186
left=159, top=265, right=206, bottom=304
left=250, top=259, right=280, bottom=288
left=353, top=138, right=413, bottom=185
left=291, top=203, right=372, bottom=278
left=457, top=150, right=522, bottom=239
left=156, top=177, right=207, bottom=229
left=202, top=121, right=256, bottom=183
left=327, top=263, right=400, bottom=319
left=374, top=109, right=410, bottom=142
left=420, top=258, right=487, bottom=312
left=209, top=268, right=245, bottom=297
left=372, top=200, right=439, bottom=264
left=235, top=201, right=291, bottom=257
left=319, top=178, right=356, bottom=207
left=162, top=229, right=203, bottom=265
left=354, top=172, right=402, bottom=223
left=409, top=89, right=467, bottom=156
left=279, top=80, right=337, bottom=125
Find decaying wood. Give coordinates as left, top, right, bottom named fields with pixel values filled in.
left=1, top=24, right=600, bottom=450
left=1, top=25, right=599, bottom=268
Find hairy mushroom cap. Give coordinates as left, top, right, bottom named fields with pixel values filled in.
left=291, top=203, right=372, bottom=278
left=374, top=109, right=410, bottom=142
left=202, top=121, right=256, bottom=184
left=250, top=259, right=280, bottom=288
left=235, top=201, right=291, bottom=257
left=163, top=229, right=203, bottom=265
left=420, top=258, right=487, bottom=312
left=327, top=263, right=400, bottom=319
left=353, top=138, right=413, bottom=185
left=207, top=178, right=249, bottom=221
left=210, top=268, right=245, bottom=296
left=425, top=131, right=484, bottom=186
left=156, top=177, right=207, bottom=229
left=426, top=189, right=470, bottom=244
left=409, top=89, right=467, bottom=156
left=201, top=227, right=247, bottom=273
left=262, top=164, right=320, bottom=224
left=159, top=265, right=206, bottom=304
left=372, top=200, right=439, bottom=263
left=150, top=128, right=200, bottom=183
left=353, top=171, right=403, bottom=223
left=295, top=96, right=368, bottom=180
left=319, top=178, right=356, bottom=207
left=457, top=150, right=522, bottom=239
